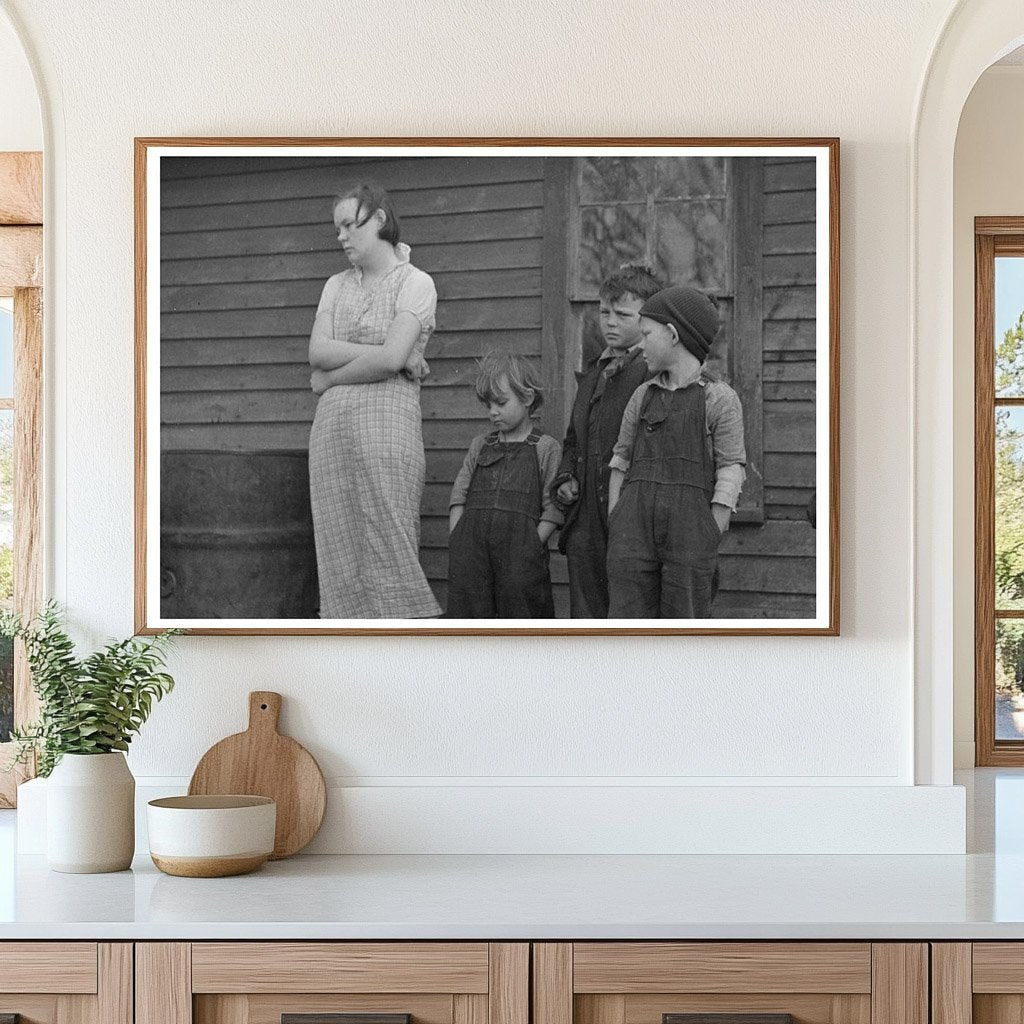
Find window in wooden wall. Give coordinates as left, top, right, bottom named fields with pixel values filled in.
left=564, top=155, right=790, bottom=526
left=976, top=219, right=1024, bottom=765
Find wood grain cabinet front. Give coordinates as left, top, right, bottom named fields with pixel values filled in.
left=135, top=944, right=529, bottom=1024
left=0, top=943, right=132, bottom=1024
left=532, top=944, right=929, bottom=1024
left=933, top=943, right=1024, bottom=1024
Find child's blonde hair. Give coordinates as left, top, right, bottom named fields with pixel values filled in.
left=474, top=352, right=543, bottom=416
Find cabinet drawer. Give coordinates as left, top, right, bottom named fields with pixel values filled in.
left=0, top=942, right=98, bottom=993
left=139, top=942, right=528, bottom=1024
left=0, top=943, right=130, bottom=1024
left=534, top=943, right=926, bottom=1024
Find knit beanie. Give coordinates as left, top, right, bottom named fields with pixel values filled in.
left=639, top=285, right=720, bottom=363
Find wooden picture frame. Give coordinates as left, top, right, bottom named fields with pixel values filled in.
left=135, top=137, right=839, bottom=636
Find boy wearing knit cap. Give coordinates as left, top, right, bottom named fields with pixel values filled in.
left=606, top=285, right=746, bottom=619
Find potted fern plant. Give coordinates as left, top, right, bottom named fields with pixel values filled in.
left=1, top=602, right=179, bottom=873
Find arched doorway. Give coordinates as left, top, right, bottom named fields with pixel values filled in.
left=913, top=1, right=1024, bottom=784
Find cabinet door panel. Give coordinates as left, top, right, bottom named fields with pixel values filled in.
left=973, top=994, right=1024, bottom=1024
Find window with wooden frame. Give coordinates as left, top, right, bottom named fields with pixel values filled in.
left=976, top=217, right=1024, bottom=765
left=0, top=151, right=44, bottom=806
left=564, top=155, right=818, bottom=530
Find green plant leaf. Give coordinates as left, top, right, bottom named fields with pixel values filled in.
left=0, top=603, right=180, bottom=776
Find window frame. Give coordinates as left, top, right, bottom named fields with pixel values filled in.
left=975, top=217, right=1024, bottom=765
left=0, top=151, right=44, bottom=807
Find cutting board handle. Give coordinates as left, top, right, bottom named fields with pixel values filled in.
left=248, top=691, right=282, bottom=734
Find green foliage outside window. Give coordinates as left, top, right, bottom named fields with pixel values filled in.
left=995, top=311, right=1024, bottom=694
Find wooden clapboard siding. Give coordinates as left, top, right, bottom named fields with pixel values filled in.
left=161, top=155, right=544, bottom=202
left=161, top=155, right=548, bottom=614
left=714, top=156, right=816, bottom=618
left=161, top=240, right=544, bottom=285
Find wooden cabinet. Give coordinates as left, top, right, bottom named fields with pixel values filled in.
left=0, top=938, right=951, bottom=1024
left=932, top=943, right=1021, bottom=1024
left=136, top=944, right=528, bottom=1024
left=0, top=943, right=132, bottom=1024
left=532, top=944, right=929, bottom=1024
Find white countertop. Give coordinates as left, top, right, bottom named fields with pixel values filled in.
left=2, top=768, right=1023, bottom=941
left=2, top=848, right=1024, bottom=940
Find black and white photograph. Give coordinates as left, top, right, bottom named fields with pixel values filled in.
left=137, top=139, right=838, bottom=635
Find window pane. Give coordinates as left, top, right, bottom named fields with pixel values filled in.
left=997, top=620, right=1024, bottom=740
left=654, top=200, right=728, bottom=293
left=0, top=408, right=10, bottom=743
left=996, top=256, right=1024, bottom=397
left=579, top=157, right=650, bottom=203
left=654, top=157, right=725, bottom=199
left=997, top=407, right=1024, bottom=610
left=577, top=204, right=647, bottom=296
left=0, top=303, right=13, bottom=398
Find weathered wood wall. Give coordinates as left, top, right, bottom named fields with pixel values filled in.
left=159, top=155, right=553, bottom=612
left=716, top=156, right=817, bottom=619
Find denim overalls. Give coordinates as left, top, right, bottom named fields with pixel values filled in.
left=447, top=430, right=555, bottom=618
left=605, top=381, right=722, bottom=618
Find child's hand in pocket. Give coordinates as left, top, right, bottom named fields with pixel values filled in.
left=556, top=477, right=579, bottom=504
left=711, top=502, right=731, bottom=534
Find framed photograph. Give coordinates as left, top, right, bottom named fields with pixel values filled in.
left=135, top=137, right=839, bottom=635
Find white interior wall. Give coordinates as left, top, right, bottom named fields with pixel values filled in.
left=0, top=14, right=39, bottom=151
left=952, top=64, right=1024, bottom=768
left=0, top=0, right=982, bottom=853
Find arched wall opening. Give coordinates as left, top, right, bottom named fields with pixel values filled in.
left=952, top=48, right=1024, bottom=768
left=914, top=1, right=1024, bottom=784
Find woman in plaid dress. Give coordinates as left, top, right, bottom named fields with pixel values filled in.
left=308, top=183, right=441, bottom=618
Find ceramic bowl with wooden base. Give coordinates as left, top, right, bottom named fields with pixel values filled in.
left=147, top=795, right=276, bottom=877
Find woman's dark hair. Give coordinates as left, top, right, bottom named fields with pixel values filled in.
left=334, top=182, right=401, bottom=246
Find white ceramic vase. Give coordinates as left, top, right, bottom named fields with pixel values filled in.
left=46, top=752, right=135, bottom=873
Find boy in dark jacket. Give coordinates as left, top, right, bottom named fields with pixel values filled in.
left=551, top=264, right=663, bottom=618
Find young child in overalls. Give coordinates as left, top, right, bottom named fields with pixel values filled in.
left=606, top=285, right=746, bottom=619
left=550, top=263, right=662, bottom=619
left=446, top=353, right=564, bottom=618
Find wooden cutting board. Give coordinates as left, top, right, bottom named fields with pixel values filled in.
left=188, top=691, right=327, bottom=859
